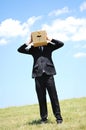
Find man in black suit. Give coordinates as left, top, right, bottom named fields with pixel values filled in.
left=17, top=34, right=64, bottom=124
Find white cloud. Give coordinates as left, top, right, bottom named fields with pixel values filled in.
left=0, top=14, right=86, bottom=46
left=0, top=16, right=41, bottom=38
left=74, top=52, right=86, bottom=58
left=0, top=19, right=27, bottom=38
left=42, top=16, right=86, bottom=42
left=48, top=7, right=70, bottom=16
left=80, top=1, right=86, bottom=11
left=0, top=16, right=41, bottom=45
left=0, top=38, right=8, bottom=45
left=27, top=16, right=42, bottom=26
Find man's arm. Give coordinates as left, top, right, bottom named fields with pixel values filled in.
left=17, top=44, right=28, bottom=54
left=51, top=39, right=64, bottom=47
left=18, top=42, right=34, bottom=53
left=17, top=34, right=33, bottom=54
left=48, top=39, right=64, bottom=51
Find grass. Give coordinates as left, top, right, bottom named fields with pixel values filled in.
left=0, top=97, right=86, bottom=130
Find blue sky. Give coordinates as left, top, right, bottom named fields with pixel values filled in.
left=0, top=0, right=86, bottom=108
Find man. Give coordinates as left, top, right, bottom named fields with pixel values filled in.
left=17, top=33, right=64, bottom=124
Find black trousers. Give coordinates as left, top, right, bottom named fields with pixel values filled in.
left=35, top=73, right=62, bottom=120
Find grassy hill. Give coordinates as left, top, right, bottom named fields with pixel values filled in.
left=0, top=97, right=86, bottom=130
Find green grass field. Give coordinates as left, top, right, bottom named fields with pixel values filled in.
left=0, top=97, right=86, bottom=130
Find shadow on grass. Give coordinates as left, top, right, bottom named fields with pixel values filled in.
left=27, top=119, right=52, bottom=125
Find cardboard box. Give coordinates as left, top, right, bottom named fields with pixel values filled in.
left=31, top=30, right=47, bottom=47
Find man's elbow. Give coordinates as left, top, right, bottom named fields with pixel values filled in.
left=61, top=42, right=64, bottom=47
left=17, top=48, right=21, bottom=53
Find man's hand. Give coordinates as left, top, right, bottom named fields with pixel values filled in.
left=25, top=34, right=33, bottom=50
left=46, top=36, right=52, bottom=42
left=29, top=34, right=33, bottom=44
left=25, top=42, right=33, bottom=50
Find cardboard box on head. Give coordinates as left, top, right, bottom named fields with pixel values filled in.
left=31, top=30, right=48, bottom=47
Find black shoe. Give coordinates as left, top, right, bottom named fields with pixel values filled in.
left=40, top=118, right=48, bottom=124
left=56, top=119, right=63, bottom=124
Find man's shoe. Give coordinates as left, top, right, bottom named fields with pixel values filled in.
left=56, top=119, right=63, bottom=124
left=40, top=118, right=48, bottom=124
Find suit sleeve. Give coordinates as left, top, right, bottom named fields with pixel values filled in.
left=49, top=39, right=64, bottom=51
left=17, top=43, right=34, bottom=55
left=17, top=44, right=29, bottom=54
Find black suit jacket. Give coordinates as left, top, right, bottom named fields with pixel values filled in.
left=18, top=39, right=64, bottom=78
